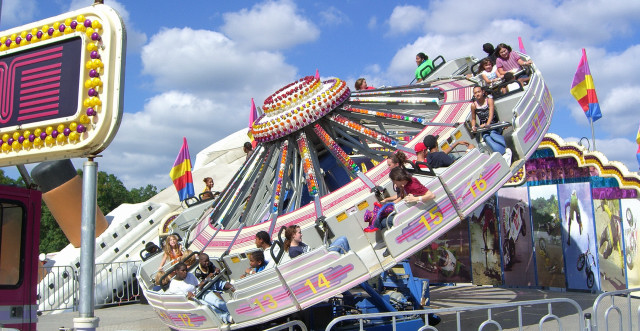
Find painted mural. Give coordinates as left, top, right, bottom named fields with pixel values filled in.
left=410, top=217, right=471, bottom=284
left=559, top=182, right=600, bottom=290
left=469, top=196, right=502, bottom=285
left=409, top=134, right=640, bottom=292
left=593, top=198, right=625, bottom=291
left=498, top=187, right=535, bottom=286
left=530, top=185, right=566, bottom=288
left=621, top=199, right=640, bottom=288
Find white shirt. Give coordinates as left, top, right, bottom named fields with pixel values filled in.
left=167, top=273, right=199, bottom=295
left=263, top=245, right=280, bottom=267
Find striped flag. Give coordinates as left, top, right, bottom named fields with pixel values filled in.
left=169, top=137, right=195, bottom=201
left=570, top=49, right=602, bottom=122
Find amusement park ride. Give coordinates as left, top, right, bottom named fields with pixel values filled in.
left=0, top=3, right=555, bottom=331
left=137, top=56, right=553, bottom=329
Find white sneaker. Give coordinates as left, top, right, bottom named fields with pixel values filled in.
left=503, top=148, right=512, bottom=164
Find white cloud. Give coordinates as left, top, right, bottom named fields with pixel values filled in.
left=566, top=136, right=639, bottom=173
left=387, top=5, right=426, bottom=35
left=416, top=0, right=640, bottom=42
left=100, top=91, right=244, bottom=189
left=105, top=25, right=302, bottom=188
left=319, top=7, right=349, bottom=26
left=68, top=0, right=147, bottom=53
left=368, top=16, right=378, bottom=30
left=221, top=0, right=319, bottom=51
left=599, top=86, right=640, bottom=136
left=140, top=27, right=297, bottom=102
left=0, top=0, right=37, bottom=27
left=386, top=34, right=478, bottom=84
left=529, top=0, right=640, bottom=45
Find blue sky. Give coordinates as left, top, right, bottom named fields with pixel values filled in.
left=1, top=0, right=639, bottom=189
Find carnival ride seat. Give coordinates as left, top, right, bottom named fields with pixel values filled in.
left=323, top=194, right=381, bottom=257
left=411, top=55, right=446, bottom=85
left=222, top=249, right=253, bottom=281
left=184, top=196, right=200, bottom=207
left=140, top=242, right=161, bottom=261
left=184, top=191, right=220, bottom=208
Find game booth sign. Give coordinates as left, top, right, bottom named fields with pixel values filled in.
left=410, top=133, right=640, bottom=291
left=0, top=4, right=125, bottom=330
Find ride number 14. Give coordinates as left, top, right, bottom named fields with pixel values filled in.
left=253, top=273, right=331, bottom=312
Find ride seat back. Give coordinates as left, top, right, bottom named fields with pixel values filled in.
left=222, top=247, right=261, bottom=280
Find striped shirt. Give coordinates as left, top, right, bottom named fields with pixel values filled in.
left=496, top=51, right=522, bottom=72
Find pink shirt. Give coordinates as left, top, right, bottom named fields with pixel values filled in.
left=496, top=51, right=522, bottom=72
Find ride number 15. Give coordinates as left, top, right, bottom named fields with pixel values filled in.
left=419, top=206, right=443, bottom=230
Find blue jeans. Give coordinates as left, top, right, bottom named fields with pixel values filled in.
left=202, top=289, right=231, bottom=323
left=328, top=236, right=350, bottom=254
left=374, top=216, right=393, bottom=230
left=482, top=129, right=506, bottom=154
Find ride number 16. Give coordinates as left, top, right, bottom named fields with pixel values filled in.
left=467, top=177, right=487, bottom=198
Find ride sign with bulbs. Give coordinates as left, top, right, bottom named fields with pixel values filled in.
left=0, top=4, right=125, bottom=167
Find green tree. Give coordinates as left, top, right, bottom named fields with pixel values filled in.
left=39, top=169, right=158, bottom=253
left=129, top=184, right=158, bottom=203
left=0, top=169, right=22, bottom=186
left=1, top=167, right=158, bottom=253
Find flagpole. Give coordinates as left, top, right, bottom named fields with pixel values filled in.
left=590, top=117, right=596, bottom=151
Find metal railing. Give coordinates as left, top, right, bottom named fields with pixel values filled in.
left=326, top=298, right=585, bottom=331
left=588, top=287, right=640, bottom=331
left=38, top=261, right=142, bottom=313
left=37, top=265, right=77, bottom=312
left=265, top=320, right=308, bottom=331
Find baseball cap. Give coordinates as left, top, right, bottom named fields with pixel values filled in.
left=414, top=142, right=427, bottom=153
left=423, top=135, right=439, bottom=149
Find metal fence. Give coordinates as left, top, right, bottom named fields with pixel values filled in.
left=38, top=261, right=142, bottom=313
left=37, top=261, right=640, bottom=330
left=326, top=298, right=585, bottom=331
left=588, top=287, right=640, bottom=331
left=37, top=265, right=77, bottom=312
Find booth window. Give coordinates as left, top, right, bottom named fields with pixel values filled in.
left=0, top=201, right=24, bottom=286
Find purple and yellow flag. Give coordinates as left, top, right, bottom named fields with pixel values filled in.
left=636, top=122, right=640, bottom=169
left=247, top=98, right=257, bottom=141
left=169, top=137, right=195, bottom=201
left=570, top=49, right=602, bottom=122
